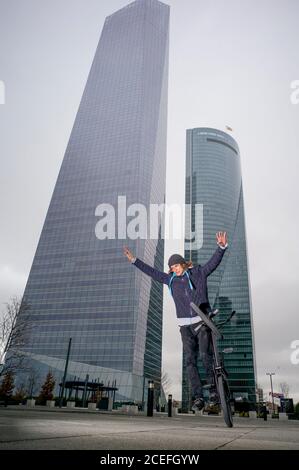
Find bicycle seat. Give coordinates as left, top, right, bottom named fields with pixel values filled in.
left=222, top=347, right=234, bottom=354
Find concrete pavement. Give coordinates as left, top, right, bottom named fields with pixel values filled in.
left=0, top=407, right=299, bottom=450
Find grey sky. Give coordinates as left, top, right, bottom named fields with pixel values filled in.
left=1, top=0, right=299, bottom=402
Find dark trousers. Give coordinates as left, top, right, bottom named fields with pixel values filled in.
left=180, top=320, right=216, bottom=400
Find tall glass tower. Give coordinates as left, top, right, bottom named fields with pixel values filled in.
left=182, top=127, right=257, bottom=410
left=14, top=0, right=170, bottom=403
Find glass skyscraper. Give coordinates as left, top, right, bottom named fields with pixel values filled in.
left=182, top=127, right=257, bottom=410
left=15, top=0, right=170, bottom=403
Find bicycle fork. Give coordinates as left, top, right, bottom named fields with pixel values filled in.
left=210, top=330, right=228, bottom=387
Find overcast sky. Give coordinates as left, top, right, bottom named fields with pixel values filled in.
left=1, top=0, right=299, bottom=403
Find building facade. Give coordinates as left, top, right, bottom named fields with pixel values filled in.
left=182, top=127, right=257, bottom=410
left=14, top=0, right=170, bottom=403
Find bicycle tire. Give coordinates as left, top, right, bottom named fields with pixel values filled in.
left=217, top=374, right=233, bottom=428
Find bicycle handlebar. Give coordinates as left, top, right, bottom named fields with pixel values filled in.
left=215, top=310, right=236, bottom=329
left=190, top=303, right=236, bottom=338
left=190, top=302, right=223, bottom=339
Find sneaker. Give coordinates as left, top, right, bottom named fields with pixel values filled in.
left=192, top=397, right=205, bottom=412
left=209, top=392, right=220, bottom=405
left=205, top=402, right=221, bottom=414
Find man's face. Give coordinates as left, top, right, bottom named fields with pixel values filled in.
left=171, top=263, right=184, bottom=276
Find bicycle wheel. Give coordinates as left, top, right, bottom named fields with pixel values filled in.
left=217, top=374, right=233, bottom=428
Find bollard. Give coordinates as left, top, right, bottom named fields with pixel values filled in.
left=147, top=380, right=154, bottom=417
left=168, top=394, right=172, bottom=417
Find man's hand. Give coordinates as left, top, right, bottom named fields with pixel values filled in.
left=216, top=231, right=227, bottom=247
left=123, top=246, right=135, bottom=262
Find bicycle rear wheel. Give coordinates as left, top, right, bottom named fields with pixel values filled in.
left=217, top=374, right=233, bottom=428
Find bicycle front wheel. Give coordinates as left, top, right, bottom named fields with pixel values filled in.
left=217, top=374, right=233, bottom=428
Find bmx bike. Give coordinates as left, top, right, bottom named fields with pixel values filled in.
left=190, top=301, right=236, bottom=428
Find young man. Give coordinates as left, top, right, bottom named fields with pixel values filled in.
left=123, top=231, right=228, bottom=412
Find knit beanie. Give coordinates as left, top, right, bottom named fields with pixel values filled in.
left=168, top=254, right=186, bottom=268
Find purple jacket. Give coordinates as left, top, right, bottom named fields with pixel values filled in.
left=133, top=246, right=226, bottom=319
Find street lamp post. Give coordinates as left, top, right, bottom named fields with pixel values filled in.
left=59, top=337, right=72, bottom=408
left=266, top=372, right=276, bottom=417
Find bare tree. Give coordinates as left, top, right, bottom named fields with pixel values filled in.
left=0, top=296, right=32, bottom=378
left=26, top=368, right=41, bottom=399
left=161, top=371, right=172, bottom=396
left=279, top=382, right=290, bottom=398
left=14, top=382, right=27, bottom=401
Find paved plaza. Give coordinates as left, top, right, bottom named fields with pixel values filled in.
left=0, top=407, right=299, bottom=450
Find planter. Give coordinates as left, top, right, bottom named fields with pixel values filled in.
left=107, top=397, right=113, bottom=411
left=67, top=401, right=76, bottom=408
left=121, top=405, right=138, bottom=415
left=26, top=399, right=36, bottom=407
left=88, top=402, right=97, bottom=411
left=46, top=400, right=55, bottom=408
left=97, top=397, right=113, bottom=411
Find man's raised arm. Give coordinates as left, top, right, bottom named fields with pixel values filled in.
left=123, top=246, right=170, bottom=285
left=202, top=232, right=228, bottom=277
